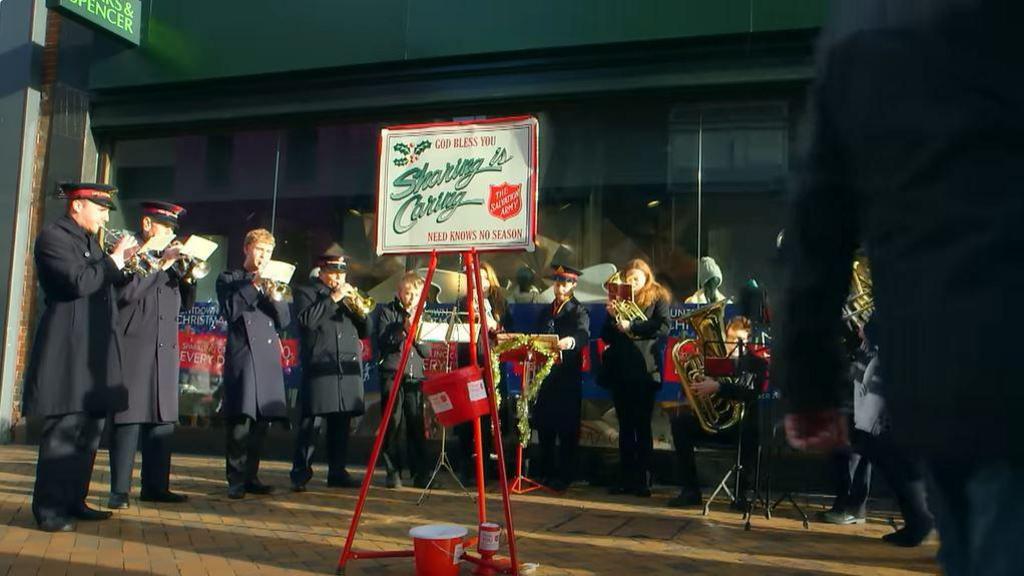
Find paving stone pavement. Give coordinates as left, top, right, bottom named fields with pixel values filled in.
left=0, top=445, right=939, bottom=575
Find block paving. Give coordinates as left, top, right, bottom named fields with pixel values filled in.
left=0, top=445, right=939, bottom=575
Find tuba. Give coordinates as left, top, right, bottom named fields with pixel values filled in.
left=604, top=271, right=647, bottom=335
left=670, top=300, right=746, bottom=434
left=842, top=257, right=873, bottom=330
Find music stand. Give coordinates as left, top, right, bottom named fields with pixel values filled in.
left=496, top=333, right=560, bottom=495
left=417, top=308, right=475, bottom=505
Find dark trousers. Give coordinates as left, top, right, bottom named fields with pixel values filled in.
left=926, top=458, right=1024, bottom=576
left=32, top=412, right=105, bottom=524
left=670, top=408, right=757, bottom=493
left=290, top=412, right=352, bottom=486
left=109, top=422, right=175, bottom=496
left=613, top=384, right=656, bottom=489
left=536, top=420, right=579, bottom=486
left=225, top=415, right=269, bottom=489
left=862, top=433, right=932, bottom=531
left=829, top=429, right=873, bottom=515
left=380, top=375, right=427, bottom=481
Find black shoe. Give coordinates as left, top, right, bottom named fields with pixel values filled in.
left=227, top=485, right=246, bottom=499
left=413, top=475, right=433, bottom=489
left=290, top=482, right=307, bottom=493
left=70, top=505, right=113, bottom=521
left=140, top=490, right=188, bottom=504
left=882, top=523, right=934, bottom=547
left=38, top=518, right=75, bottom=532
left=107, top=493, right=130, bottom=510
left=607, top=485, right=631, bottom=495
left=244, top=481, right=275, bottom=495
left=385, top=473, right=403, bottom=489
left=667, top=488, right=703, bottom=508
left=634, top=486, right=652, bottom=498
left=327, top=474, right=360, bottom=489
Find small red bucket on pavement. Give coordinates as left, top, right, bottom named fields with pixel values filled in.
left=422, top=365, right=489, bottom=427
left=409, top=524, right=468, bottom=576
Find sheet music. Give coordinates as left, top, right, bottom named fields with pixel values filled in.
left=261, top=260, right=295, bottom=284
left=179, top=235, right=218, bottom=261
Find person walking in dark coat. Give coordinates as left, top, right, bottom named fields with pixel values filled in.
left=23, top=183, right=137, bottom=532
left=377, top=272, right=433, bottom=489
left=532, top=265, right=590, bottom=493
left=600, top=258, right=670, bottom=497
left=289, top=246, right=367, bottom=491
left=216, top=228, right=290, bottom=499
left=107, top=202, right=196, bottom=509
left=775, top=2, right=1024, bottom=573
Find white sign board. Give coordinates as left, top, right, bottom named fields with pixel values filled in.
left=375, top=116, right=538, bottom=255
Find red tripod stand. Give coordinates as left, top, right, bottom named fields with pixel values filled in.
left=335, top=249, right=521, bottom=575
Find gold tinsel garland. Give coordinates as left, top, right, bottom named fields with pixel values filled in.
left=489, top=335, right=558, bottom=447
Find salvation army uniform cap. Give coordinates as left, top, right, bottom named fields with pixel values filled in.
left=317, top=243, right=348, bottom=271
left=141, top=201, right=186, bottom=228
left=57, top=182, right=118, bottom=210
left=546, top=264, right=582, bottom=282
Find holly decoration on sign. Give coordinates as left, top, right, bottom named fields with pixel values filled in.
left=489, top=335, right=558, bottom=447
left=393, top=140, right=432, bottom=166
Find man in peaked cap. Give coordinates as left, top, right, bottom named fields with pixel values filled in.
left=290, top=244, right=367, bottom=491
left=107, top=201, right=196, bottom=510
left=24, top=183, right=138, bottom=532
left=531, top=264, right=590, bottom=492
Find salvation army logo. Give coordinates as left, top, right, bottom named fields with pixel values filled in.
left=487, top=182, right=523, bottom=221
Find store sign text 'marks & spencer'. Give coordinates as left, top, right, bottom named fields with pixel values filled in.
left=376, top=117, right=538, bottom=254
left=47, top=0, right=142, bottom=45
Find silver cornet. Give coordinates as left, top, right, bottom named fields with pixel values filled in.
left=99, top=226, right=158, bottom=277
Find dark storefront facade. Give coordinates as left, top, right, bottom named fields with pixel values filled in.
left=1, top=1, right=825, bottom=481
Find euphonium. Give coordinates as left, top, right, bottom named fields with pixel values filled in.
left=842, top=257, right=874, bottom=330
left=341, top=285, right=375, bottom=318
left=604, top=271, right=647, bottom=336
left=670, top=300, right=746, bottom=434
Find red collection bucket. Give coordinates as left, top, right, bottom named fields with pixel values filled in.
left=409, top=524, right=468, bottom=576
left=422, top=365, right=490, bottom=427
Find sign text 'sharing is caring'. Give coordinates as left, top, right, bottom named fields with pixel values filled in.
left=376, top=116, right=538, bottom=254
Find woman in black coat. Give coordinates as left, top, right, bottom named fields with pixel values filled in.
left=454, top=262, right=512, bottom=482
left=600, top=258, right=670, bottom=496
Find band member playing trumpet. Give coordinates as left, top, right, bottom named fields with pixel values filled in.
left=108, top=201, right=196, bottom=510
left=377, top=272, right=432, bottom=488
left=599, top=259, right=670, bottom=497
left=24, top=183, right=136, bottom=532
left=532, top=265, right=590, bottom=492
left=290, top=245, right=367, bottom=491
left=216, top=228, right=290, bottom=499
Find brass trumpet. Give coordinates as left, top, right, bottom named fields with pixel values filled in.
left=259, top=278, right=292, bottom=302
left=842, top=257, right=874, bottom=330
left=340, top=284, right=375, bottom=318
left=604, top=271, right=647, bottom=337
left=172, top=254, right=210, bottom=284
left=99, top=226, right=159, bottom=277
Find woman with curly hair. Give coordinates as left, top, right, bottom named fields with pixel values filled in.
left=600, top=259, right=671, bottom=496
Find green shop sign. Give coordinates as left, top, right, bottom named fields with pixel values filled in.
left=47, top=0, right=142, bottom=46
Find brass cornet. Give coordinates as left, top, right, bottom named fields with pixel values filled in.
left=604, top=271, right=647, bottom=337
left=172, top=254, right=210, bottom=284
left=259, top=278, right=292, bottom=302
left=99, top=226, right=158, bottom=277
left=340, top=284, right=375, bottom=318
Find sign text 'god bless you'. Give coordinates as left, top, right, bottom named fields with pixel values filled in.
left=376, top=117, right=538, bottom=255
